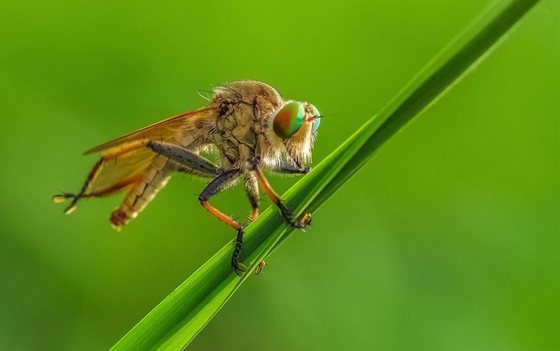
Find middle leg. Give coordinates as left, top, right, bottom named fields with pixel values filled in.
left=243, top=173, right=260, bottom=222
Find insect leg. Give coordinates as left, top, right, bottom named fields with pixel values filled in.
left=53, top=140, right=148, bottom=214
left=148, top=141, right=222, bottom=177
left=251, top=161, right=312, bottom=229
left=243, top=173, right=267, bottom=274
left=243, top=173, right=260, bottom=222
left=198, top=169, right=247, bottom=276
left=53, top=161, right=144, bottom=214
left=52, top=157, right=104, bottom=214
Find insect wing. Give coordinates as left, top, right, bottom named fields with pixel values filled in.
left=82, top=107, right=217, bottom=196
left=84, top=107, right=215, bottom=154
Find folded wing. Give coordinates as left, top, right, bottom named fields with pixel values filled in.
left=83, top=106, right=217, bottom=196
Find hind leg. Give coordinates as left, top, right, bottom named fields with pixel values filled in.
left=148, top=141, right=223, bottom=176
left=53, top=172, right=142, bottom=214
left=53, top=141, right=148, bottom=214
left=53, top=158, right=105, bottom=214
left=198, top=169, right=247, bottom=275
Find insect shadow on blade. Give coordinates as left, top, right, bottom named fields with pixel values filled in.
left=53, top=80, right=322, bottom=276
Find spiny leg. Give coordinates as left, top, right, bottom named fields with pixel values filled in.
left=198, top=169, right=247, bottom=276
left=53, top=173, right=143, bottom=214
left=53, top=158, right=104, bottom=214
left=250, top=159, right=312, bottom=229
left=148, top=141, right=223, bottom=177
left=53, top=140, right=148, bottom=214
left=266, top=160, right=311, bottom=231
left=150, top=141, right=250, bottom=273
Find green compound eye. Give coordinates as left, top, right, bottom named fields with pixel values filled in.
left=273, top=101, right=305, bottom=139
left=310, top=104, right=321, bottom=133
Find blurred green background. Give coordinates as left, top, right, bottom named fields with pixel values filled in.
left=0, top=0, right=558, bottom=350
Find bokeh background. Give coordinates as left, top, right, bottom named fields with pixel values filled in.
left=1, top=0, right=558, bottom=350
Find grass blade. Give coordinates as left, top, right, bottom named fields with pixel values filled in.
left=110, top=0, right=540, bottom=349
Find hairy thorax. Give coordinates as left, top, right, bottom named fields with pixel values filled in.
left=211, top=80, right=284, bottom=169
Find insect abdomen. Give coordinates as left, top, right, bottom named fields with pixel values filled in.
left=110, top=155, right=174, bottom=229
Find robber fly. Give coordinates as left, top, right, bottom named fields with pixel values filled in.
left=53, top=80, right=321, bottom=275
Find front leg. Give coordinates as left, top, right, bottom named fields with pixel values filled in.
left=248, top=158, right=312, bottom=229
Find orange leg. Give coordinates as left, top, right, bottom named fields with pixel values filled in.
left=200, top=201, right=242, bottom=231
left=253, top=167, right=312, bottom=229
left=198, top=169, right=247, bottom=276
left=250, top=208, right=259, bottom=222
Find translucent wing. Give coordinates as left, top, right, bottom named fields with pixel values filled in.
left=83, top=106, right=217, bottom=195
left=85, top=107, right=215, bottom=154
left=87, top=147, right=154, bottom=194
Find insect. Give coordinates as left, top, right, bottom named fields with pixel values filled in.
left=53, top=80, right=321, bottom=275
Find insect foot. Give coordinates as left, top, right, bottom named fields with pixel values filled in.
left=254, top=260, right=266, bottom=275
left=278, top=202, right=312, bottom=230
left=287, top=212, right=312, bottom=230
left=231, top=228, right=247, bottom=276
left=231, top=257, right=247, bottom=276
left=52, top=192, right=81, bottom=215
left=296, top=212, right=313, bottom=229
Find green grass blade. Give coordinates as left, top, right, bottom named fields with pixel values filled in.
left=110, top=0, right=540, bottom=349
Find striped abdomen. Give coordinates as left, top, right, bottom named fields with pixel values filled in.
left=110, top=155, right=176, bottom=229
